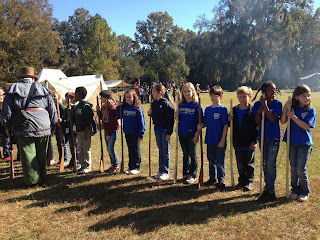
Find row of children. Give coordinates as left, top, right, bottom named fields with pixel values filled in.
left=104, top=81, right=315, bottom=204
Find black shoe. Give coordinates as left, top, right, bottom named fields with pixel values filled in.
left=217, top=180, right=226, bottom=190
left=235, top=183, right=244, bottom=190
left=204, top=178, right=217, bottom=186
left=257, top=191, right=276, bottom=203
left=243, top=183, right=253, bottom=191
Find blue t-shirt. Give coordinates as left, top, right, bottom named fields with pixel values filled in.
left=237, top=107, right=248, bottom=128
left=252, top=99, right=282, bottom=139
left=204, top=105, right=229, bottom=145
left=178, top=100, right=203, bottom=136
left=283, top=107, right=316, bottom=146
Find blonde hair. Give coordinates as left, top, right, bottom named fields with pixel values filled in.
left=52, top=91, right=63, bottom=101
left=180, top=82, right=198, bottom=105
left=237, top=86, right=252, bottom=96
left=123, top=89, right=141, bottom=110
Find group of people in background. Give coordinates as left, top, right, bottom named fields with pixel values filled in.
left=0, top=67, right=317, bottom=205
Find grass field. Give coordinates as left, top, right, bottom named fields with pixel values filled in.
left=0, top=90, right=319, bottom=240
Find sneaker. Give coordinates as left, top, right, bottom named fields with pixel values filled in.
left=298, top=194, right=309, bottom=202
left=77, top=168, right=91, bottom=175
left=50, top=159, right=56, bottom=166
left=217, top=180, right=226, bottom=189
left=159, top=173, right=169, bottom=180
left=154, top=172, right=162, bottom=179
left=4, top=156, right=11, bottom=161
left=130, top=169, right=140, bottom=175
left=64, top=160, right=69, bottom=167
left=204, top=178, right=217, bottom=186
left=235, top=183, right=244, bottom=190
left=107, top=166, right=120, bottom=174
left=185, top=175, right=197, bottom=184
left=289, top=193, right=299, bottom=200
left=182, top=175, right=189, bottom=183
left=125, top=169, right=131, bottom=174
left=243, top=183, right=253, bottom=191
left=257, top=191, right=276, bottom=203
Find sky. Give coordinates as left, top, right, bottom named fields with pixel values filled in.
left=49, top=0, right=320, bottom=39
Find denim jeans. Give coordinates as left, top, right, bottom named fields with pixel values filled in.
left=67, top=134, right=79, bottom=166
left=155, top=130, right=170, bottom=174
left=235, top=149, right=255, bottom=185
left=125, top=134, right=141, bottom=170
left=51, top=126, right=69, bottom=162
left=104, top=129, right=119, bottom=167
left=179, top=135, right=197, bottom=177
left=207, top=144, right=226, bottom=181
left=259, top=137, right=279, bottom=193
left=1, top=134, right=11, bottom=158
left=289, top=144, right=311, bottom=196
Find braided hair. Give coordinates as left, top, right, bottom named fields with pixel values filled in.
left=252, top=81, right=281, bottom=101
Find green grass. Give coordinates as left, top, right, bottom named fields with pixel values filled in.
left=0, top=90, right=319, bottom=239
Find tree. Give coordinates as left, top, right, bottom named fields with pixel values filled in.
left=0, top=0, right=62, bottom=82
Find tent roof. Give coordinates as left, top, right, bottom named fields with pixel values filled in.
left=38, top=69, right=67, bottom=83
left=104, top=80, right=133, bottom=88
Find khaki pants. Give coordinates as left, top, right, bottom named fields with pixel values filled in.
left=76, top=131, right=92, bottom=170
left=17, top=136, right=49, bottom=185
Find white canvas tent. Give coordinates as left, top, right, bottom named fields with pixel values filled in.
left=38, top=69, right=67, bottom=83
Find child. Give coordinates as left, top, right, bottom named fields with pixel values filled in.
left=51, top=91, right=69, bottom=166
left=117, top=89, right=146, bottom=174
left=177, top=82, right=203, bottom=184
left=73, top=87, right=94, bottom=175
left=252, top=81, right=282, bottom=203
left=148, top=84, right=174, bottom=180
left=97, top=90, right=120, bottom=173
left=281, top=84, right=316, bottom=202
left=229, top=86, right=258, bottom=191
left=200, top=85, right=229, bottom=188
left=0, top=88, right=12, bottom=161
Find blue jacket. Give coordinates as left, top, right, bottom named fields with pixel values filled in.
left=117, top=104, right=146, bottom=138
left=1, top=79, right=58, bottom=137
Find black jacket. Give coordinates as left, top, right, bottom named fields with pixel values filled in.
left=151, top=98, right=174, bottom=135
left=232, top=104, right=258, bottom=148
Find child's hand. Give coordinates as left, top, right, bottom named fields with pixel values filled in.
left=260, top=95, right=267, bottom=109
left=218, top=140, right=225, bottom=148
left=287, top=109, right=295, bottom=118
left=166, top=135, right=171, bottom=142
left=105, top=135, right=111, bottom=142
left=284, top=100, right=292, bottom=110
left=197, top=123, right=203, bottom=131
left=147, top=108, right=152, bottom=116
left=228, top=115, right=234, bottom=121
left=192, top=135, right=199, bottom=144
left=175, top=111, right=179, bottom=120
left=138, top=138, right=143, bottom=141
left=249, top=142, right=257, bottom=150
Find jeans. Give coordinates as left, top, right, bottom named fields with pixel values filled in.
left=207, top=144, right=226, bottom=181
left=289, top=144, right=311, bottom=196
left=104, top=129, right=119, bottom=167
left=259, top=137, right=279, bottom=193
left=179, top=135, right=198, bottom=177
left=155, top=130, right=170, bottom=174
left=235, top=149, right=255, bottom=185
left=67, top=134, right=79, bottom=167
left=1, top=134, right=11, bottom=158
left=51, top=126, right=69, bottom=162
left=125, top=134, right=141, bottom=170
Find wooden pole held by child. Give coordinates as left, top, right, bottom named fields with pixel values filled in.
left=67, top=98, right=78, bottom=173
left=286, top=96, right=291, bottom=199
left=260, top=110, right=265, bottom=195
left=96, top=95, right=104, bottom=173
left=148, top=95, right=152, bottom=177
left=197, top=88, right=204, bottom=188
left=119, top=96, right=125, bottom=173
left=174, top=93, right=180, bottom=183
left=10, top=149, right=14, bottom=179
left=56, top=97, right=65, bottom=172
left=230, top=99, right=235, bottom=187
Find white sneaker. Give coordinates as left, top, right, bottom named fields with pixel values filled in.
left=130, top=169, right=140, bottom=175
left=298, top=194, right=309, bottom=202
left=125, top=169, right=131, bottom=175
left=50, top=160, right=56, bottom=166
left=154, top=172, right=162, bottom=179
left=186, top=176, right=197, bottom=184
left=289, top=193, right=298, bottom=200
left=159, top=173, right=169, bottom=180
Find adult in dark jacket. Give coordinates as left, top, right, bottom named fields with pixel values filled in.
left=0, top=67, right=58, bottom=186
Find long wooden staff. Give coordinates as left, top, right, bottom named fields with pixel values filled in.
left=119, top=96, right=125, bottom=173
left=56, top=98, right=65, bottom=172
left=67, top=98, right=78, bottom=173
left=10, top=148, right=14, bottom=179
left=286, top=96, right=291, bottom=199
left=229, top=99, right=235, bottom=187
left=148, top=95, right=152, bottom=177
left=46, top=136, right=51, bottom=167
left=260, top=110, right=265, bottom=195
left=173, top=93, right=180, bottom=183
left=97, top=95, right=104, bottom=173
left=197, top=88, right=204, bottom=188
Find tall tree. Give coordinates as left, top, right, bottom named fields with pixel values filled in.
left=0, top=0, right=62, bottom=82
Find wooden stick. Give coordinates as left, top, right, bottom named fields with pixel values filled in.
left=119, top=96, right=125, bottom=173
left=260, top=110, right=265, bottom=195
left=97, top=95, right=104, bottom=173
left=56, top=98, right=65, bottom=172
left=67, top=98, right=77, bottom=173
left=10, top=149, right=14, bottom=179
left=229, top=99, right=235, bottom=187
left=148, top=95, right=152, bottom=177
left=46, top=136, right=51, bottom=167
left=286, top=96, right=291, bottom=199
left=173, top=93, right=180, bottom=183
left=197, top=88, right=204, bottom=189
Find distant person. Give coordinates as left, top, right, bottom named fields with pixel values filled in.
left=117, top=89, right=146, bottom=175
left=252, top=81, right=282, bottom=203
left=1, top=67, right=57, bottom=187
left=73, top=87, right=94, bottom=175
left=281, top=84, right=316, bottom=202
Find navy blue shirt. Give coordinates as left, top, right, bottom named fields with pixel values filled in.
left=178, top=100, right=203, bottom=136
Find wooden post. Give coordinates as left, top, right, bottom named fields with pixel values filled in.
left=56, top=98, right=65, bottom=172
left=230, top=99, right=235, bottom=187
left=173, top=93, right=180, bottom=183
left=197, top=88, right=204, bottom=189
left=260, top=111, right=265, bottom=195
left=97, top=95, right=104, bottom=173
left=148, top=95, right=152, bottom=177
left=119, top=96, right=125, bottom=173
left=286, top=96, right=291, bottom=199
